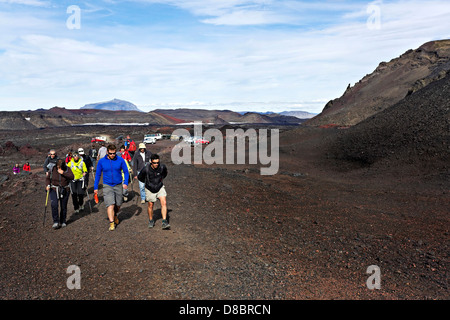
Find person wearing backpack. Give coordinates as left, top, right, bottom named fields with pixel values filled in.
left=78, top=148, right=93, bottom=188
left=68, top=152, right=88, bottom=213
left=88, top=144, right=98, bottom=172
left=137, top=154, right=169, bottom=230
left=43, top=149, right=58, bottom=176
left=46, top=159, right=74, bottom=229
left=132, top=143, right=152, bottom=204
left=125, top=135, right=137, bottom=158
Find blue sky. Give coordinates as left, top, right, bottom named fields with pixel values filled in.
left=0, top=0, right=449, bottom=113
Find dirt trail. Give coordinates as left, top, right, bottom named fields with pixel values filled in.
left=0, top=133, right=448, bottom=300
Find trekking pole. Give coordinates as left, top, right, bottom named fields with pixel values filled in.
left=85, top=188, right=93, bottom=212
left=43, top=188, right=50, bottom=226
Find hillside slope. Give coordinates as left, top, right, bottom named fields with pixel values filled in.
left=307, top=40, right=450, bottom=126
left=328, top=71, right=450, bottom=175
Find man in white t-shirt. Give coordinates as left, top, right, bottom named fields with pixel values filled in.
left=97, top=142, right=108, bottom=161
left=132, top=143, right=152, bottom=204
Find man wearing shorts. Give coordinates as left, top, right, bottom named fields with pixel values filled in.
left=94, top=144, right=129, bottom=231
left=137, top=154, right=169, bottom=230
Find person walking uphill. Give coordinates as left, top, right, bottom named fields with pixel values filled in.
left=132, top=143, right=152, bottom=204
left=46, top=159, right=74, bottom=229
left=43, top=149, right=58, bottom=176
left=94, top=144, right=129, bottom=231
left=68, top=152, right=88, bottom=213
left=138, top=154, right=170, bottom=230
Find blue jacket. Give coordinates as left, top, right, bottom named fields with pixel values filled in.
left=94, top=154, right=129, bottom=190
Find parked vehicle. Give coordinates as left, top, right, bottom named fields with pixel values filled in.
left=144, top=136, right=156, bottom=144
left=91, top=136, right=107, bottom=143
left=184, top=136, right=209, bottom=146
left=144, top=133, right=162, bottom=140
left=194, top=138, right=210, bottom=145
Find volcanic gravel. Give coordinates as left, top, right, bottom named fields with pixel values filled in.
left=0, top=126, right=448, bottom=300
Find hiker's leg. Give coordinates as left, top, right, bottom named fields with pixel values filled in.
left=147, top=201, right=154, bottom=221
left=159, top=196, right=167, bottom=220
left=156, top=187, right=168, bottom=220
left=138, top=179, right=146, bottom=201
left=78, top=192, right=84, bottom=207
left=60, top=190, right=70, bottom=224
left=107, top=205, right=115, bottom=223
left=49, top=189, right=59, bottom=223
left=71, top=192, right=79, bottom=210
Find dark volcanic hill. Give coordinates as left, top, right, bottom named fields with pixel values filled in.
left=0, top=107, right=301, bottom=130
left=153, top=108, right=303, bottom=124
left=328, top=71, right=450, bottom=176
left=307, top=39, right=450, bottom=126
left=0, top=107, right=179, bottom=130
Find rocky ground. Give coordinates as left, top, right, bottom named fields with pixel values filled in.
left=0, top=125, right=448, bottom=302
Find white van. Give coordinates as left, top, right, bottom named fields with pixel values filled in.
left=143, top=136, right=156, bottom=144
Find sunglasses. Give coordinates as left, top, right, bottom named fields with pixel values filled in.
left=151, top=161, right=160, bottom=164
left=108, top=152, right=116, bottom=155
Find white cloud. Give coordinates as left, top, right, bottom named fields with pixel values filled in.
left=0, top=0, right=449, bottom=112
left=0, top=0, right=50, bottom=6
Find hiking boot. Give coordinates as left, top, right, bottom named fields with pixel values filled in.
left=109, top=222, right=115, bottom=231
left=114, top=216, right=120, bottom=225
left=148, top=220, right=155, bottom=228
left=162, top=219, right=170, bottom=230
left=52, top=223, right=60, bottom=229
left=141, top=199, right=146, bottom=204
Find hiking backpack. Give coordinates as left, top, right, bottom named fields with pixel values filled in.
left=128, top=140, right=137, bottom=152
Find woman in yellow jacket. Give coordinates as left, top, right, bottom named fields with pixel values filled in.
left=68, top=152, right=88, bottom=213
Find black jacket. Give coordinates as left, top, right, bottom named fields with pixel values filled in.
left=132, top=150, right=153, bottom=177
left=43, top=156, right=59, bottom=173
left=81, top=154, right=93, bottom=170
left=137, top=163, right=167, bottom=193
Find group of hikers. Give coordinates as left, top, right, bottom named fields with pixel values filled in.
left=43, top=137, right=169, bottom=232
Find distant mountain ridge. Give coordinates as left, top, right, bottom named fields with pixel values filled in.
left=237, top=110, right=317, bottom=119
left=279, top=111, right=317, bottom=119
left=152, top=108, right=303, bottom=124
left=81, top=99, right=143, bottom=112
left=0, top=107, right=302, bottom=130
